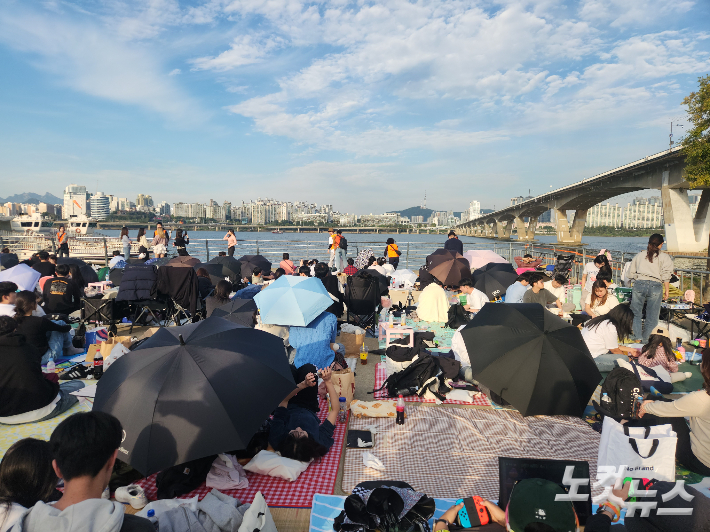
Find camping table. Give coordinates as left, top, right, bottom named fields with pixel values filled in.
left=661, top=302, right=703, bottom=329
left=378, top=324, right=414, bottom=348
left=388, top=289, right=419, bottom=306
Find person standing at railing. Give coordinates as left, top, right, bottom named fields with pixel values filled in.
left=223, top=229, right=237, bottom=257
left=628, top=233, right=673, bottom=343
left=152, top=222, right=170, bottom=258
left=56, top=225, right=69, bottom=258
left=173, top=229, right=190, bottom=256
left=136, top=227, right=150, bottom=259
left=385, top=238, right=400, bottom=270
left=120, top=227, right=131, bottom=259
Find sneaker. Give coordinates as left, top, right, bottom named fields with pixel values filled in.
left=101, top=486, right=110, bottom=500
left=115, top=484, right=148, bottom=509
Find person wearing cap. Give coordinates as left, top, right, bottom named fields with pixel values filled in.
left=629, top=325, right=691, bottom=385
left=443, top=231, right=463, bottom=255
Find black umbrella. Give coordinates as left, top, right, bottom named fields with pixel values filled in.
left=0, top=253, right=19, bottom=271
left=460, top=304, right=600, bottom=417
left=426, top=250, right=471, bottom=287
left=194, top=263, right=225, bottom=286
left=57, top=257, right=99, bottom=286
left=167, top=256, right=200, bottom=268
left=212, top=298, right=257, bottom=327
left=208, top=256, right=242, bottom=284
left=93, top=317, right=295, bottom=476
left=472, top=262, right=518, bottom=299
left=238, top=255, right=272, bottom=278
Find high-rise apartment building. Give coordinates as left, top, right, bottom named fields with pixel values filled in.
left=587, top=202, right=623, bottom=228
left=136, top=194, right=154, bottom=208
left=623, top=197, right=663, bottom=229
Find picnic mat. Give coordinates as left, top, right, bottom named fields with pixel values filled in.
left=378, top=319, right=455, bottom=350
left=135, top=397, right=346, bottom=508
left=309, top=494, right=623, bottom=531
left=0, top=398, right=93, bottom=459
left=373, top=362, right=491, bottom=406
left=342, top=403, right=601, bottom=500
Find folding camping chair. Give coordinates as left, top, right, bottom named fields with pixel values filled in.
left=156, top=266, right=200, bottom=326
left=552, top=254, right=576, bottom=280
left=345, top=272, right=381, bottom=336
left=81, top=296, right=119, bottom=335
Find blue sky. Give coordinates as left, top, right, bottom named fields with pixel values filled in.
left=0, top=0, right=708, bottom=214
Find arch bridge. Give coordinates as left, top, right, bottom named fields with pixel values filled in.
left=456, top=146, right=709, bottom=252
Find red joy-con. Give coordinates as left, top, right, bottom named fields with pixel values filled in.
left=472, top=496, right=489, bottom=526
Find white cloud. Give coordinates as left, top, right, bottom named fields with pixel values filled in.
left=169, top=68, right=181, bottom=75
left=579, top=0, right=695, bottom=28
left=191, top=35, right=282, bottom=71
left=0, top=7, right=205, bottom=124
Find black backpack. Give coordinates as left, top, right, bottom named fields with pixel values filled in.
left=339, top=237, right=348, bottom=250
left=371, top=355, right=445, bottom=400
left=594, top=363, right=647, bottom=420
left=334, top=480, right=435, bottom=532
left=446, top=304, right=470, bottom=329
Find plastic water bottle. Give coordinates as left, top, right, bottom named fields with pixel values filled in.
left=396, top=395, right=405, bottom=425
left=400, top=310, right=406, bottom=327
left=601, top=392, right=611, bottom=405
left=45, top=359, right=55, bottom=374
left=389, top=312, right=394, bottom=329
left=338, top=396, right=347, bottom=423
left=146, top=509, right=159, bottom=530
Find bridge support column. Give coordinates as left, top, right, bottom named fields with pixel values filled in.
left=555, top=209, right=587, bottom=245
left=662, top=184, right=710, bottom=253
left=497, top=220, right=513, bottom=239
left=514, top=216, right=538, bottom=241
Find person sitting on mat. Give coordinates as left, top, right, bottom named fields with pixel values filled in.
left=636, top=347, right=710, bottom=476
left=584, top=279, right=619, bottom=318
left=268, top=366, right=339, bottom=462
left=457, top=278, right=488, bottom=313
left=580, top=304, right=637, bottom=372
left=628, top=325, right=691, bottom=386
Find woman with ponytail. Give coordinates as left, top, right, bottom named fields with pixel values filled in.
left=628, top=233, right=674, bottom=342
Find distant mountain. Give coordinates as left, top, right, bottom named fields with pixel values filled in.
left=0, top=192, right=62, bottom=205
left=388, top=206, right=463, bottom=219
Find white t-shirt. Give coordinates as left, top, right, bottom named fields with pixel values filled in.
left=382, top=263, right=395, bottom=276
left=584, top=293, right=619, bottom=317
left=581, top=321, right=620, bottom=357
left=583, top=262, right=600, bottom=292
left=451, top=324, right=470, bottom=367
left=467, top=288, right=489, bottom=311
left=108, top=255, right=125, bottom=268
left=543, top=281, right=565, bottom=301
left=0, top=304, right=44, bottom=317
left=0, top=502, right=26, bottom=532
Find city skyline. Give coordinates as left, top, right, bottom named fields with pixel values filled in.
left=1, top=2, right=708, bottom=213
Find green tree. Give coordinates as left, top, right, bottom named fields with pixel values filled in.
left=682, top=75, right=710, bottom=187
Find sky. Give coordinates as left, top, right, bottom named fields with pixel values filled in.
left=0, top=0, right=709, bottom=215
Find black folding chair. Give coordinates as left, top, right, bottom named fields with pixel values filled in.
left=345, top=272, right=381, bottom=336
left=552, top=254, right=576, bottom=280
left=81, top=297, right=118, bottom=335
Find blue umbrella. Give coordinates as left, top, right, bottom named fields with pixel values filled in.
left=0, top=264, right=41, bottom=291
left=254, top=276, right=333, bottom=326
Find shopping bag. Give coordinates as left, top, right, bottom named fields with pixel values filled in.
left=340, top=331, right=365, bottom=356
left=331, top=368, right=356, bottom=408
left=598, top=417, right=677, bottom=481
left=99, top=335, right=133, bottom=359
left=104, top=343, right=130, bottom=372
left=84, top=327, right=108, bottom=347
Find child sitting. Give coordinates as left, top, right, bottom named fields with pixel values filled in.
left=629, top=325, right=692, bottom=392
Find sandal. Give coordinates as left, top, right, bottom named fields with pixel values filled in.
left=58, top=364, right=92, bottom=380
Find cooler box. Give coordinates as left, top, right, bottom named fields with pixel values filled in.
left=571, top=286, right=582, bottom=310
left=615, top=287, right=632, bottom=304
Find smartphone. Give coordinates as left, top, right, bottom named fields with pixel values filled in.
left=456, top=496, right=489, bottom=527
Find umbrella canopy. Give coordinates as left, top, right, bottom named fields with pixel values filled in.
left=353, top=248, right=374, bottom=270
left=460, top=304, right=600, bottom=417
left=463, top=250, right=509, bottom=270
left=212, top=298, right=258, bottom=327
left=426, top=250, right=471, bottom=287
left=471, top=262, right=518, bottom=299
left=167, top=256, right=200, bottom=268
left=391, top=268, right=418, bottom=288
left=194, top=263, right=226, bottom=286
left=238, top=255, right=272, bottom=278
left=93, top=317, right=295, bottom=475
left=0, top=253, right=19, bottom=271
left=145, top=257, right=171, bottom=266
left=0, top=263, right=40, bottom=291
left=208, top=256, right=242, bottom=284
left=57, top=257, right=98, bottom=285
left=254, top=275, right=332, bottom=326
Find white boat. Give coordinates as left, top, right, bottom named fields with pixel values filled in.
left=10, top=214, right=54, bottom=234
left=64, top=215, right=97, bottom=235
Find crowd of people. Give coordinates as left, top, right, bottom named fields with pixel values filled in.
left=1, top=228, right=709, bottom=532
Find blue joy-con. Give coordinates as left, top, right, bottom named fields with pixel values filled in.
left=456, top=498, right=471, bottom=528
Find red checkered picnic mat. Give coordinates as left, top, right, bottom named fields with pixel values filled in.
left=134, top=397, right=345, bottom=508
left=373, top=363, right=491, bottom=406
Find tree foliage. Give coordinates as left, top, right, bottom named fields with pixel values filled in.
left=682, top=75, right=710, bottom=187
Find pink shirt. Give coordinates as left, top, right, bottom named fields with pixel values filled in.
left=637, top=345, right=679, bottom=373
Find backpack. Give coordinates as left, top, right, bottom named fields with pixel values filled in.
left=371, top=354, right=445, bottom=400
left=155, top=455, right=216, bottom=499
left=333, top=480, right=435, bottom=532
left=339, top=237, right=348, bottom=251
left=446, top=304, right=470, bottom=329
left=593, top=363, right=648, bottom=420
